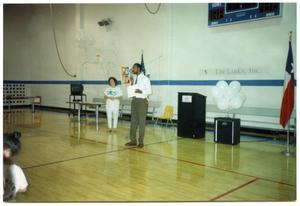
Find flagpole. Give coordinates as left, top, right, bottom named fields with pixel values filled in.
left=282, top=120, right=291, bottom=156
left=282, top=31, right=293, bottom=157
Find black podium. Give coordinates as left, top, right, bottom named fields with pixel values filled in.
left=177, top=92, right=206, bottom=138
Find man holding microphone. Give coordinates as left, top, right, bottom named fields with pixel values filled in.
left=125, top=63, right=152, bottom=148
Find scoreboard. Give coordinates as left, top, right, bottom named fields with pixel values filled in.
left=208, top=3, right=281, bottom=27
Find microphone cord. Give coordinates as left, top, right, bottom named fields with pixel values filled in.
left=49, top=4, right=76, bottom=78
left=144, top=3, right=161, bottom=15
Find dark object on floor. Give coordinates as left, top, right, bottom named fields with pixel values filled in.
left=177, top=92, right=206, bottom=138
left=214, top=118, right=240, bottom=145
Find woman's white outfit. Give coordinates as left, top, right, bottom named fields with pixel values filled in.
left=3, top=164, right=28, bottom=201
left=104, top=86, right=122, bottom=129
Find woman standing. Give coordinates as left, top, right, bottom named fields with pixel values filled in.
left=104, top=77, right=123, bottom=132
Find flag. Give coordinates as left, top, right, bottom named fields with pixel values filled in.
left=280, top=40, right=295, bottom=128
left=141, top=52, right=146, bottom=74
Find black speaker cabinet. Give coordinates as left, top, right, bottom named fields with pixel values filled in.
left=70, top=84, right=84, bottom=95
left=214, top=118, right=240, bottom=145
left=177, top=92, right=206, bottom=138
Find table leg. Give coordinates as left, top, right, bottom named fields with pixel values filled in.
left=69, top=95, right=71, bottom=116
left=78, top=104, right=81, bottom=122
left=96, top=105, right=99, bottom=125
left=8, top=100, right=11, bottom=113
left=8, top=112, right=11, bottom=123
left=85, top=95, right=87, bottom=114
left=152, top=108, right=155, bottom=121
left=77, top=121, right=81, bottom=140
left=32, top=103, right=35, bottom=113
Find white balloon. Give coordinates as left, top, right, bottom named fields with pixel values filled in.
left=230, top=96, right=243, bottom=109
left=224, top=88, right=235, bottom=100
left=216, top=81, right=228, bottom=92
left=217, top=99, right=229, bottom=110
left=229, top=81, right=241, bottom=94
left=212, top=87, right=223, bottom=99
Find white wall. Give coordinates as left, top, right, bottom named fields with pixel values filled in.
left=3, top=3, right=297, bottom=128
left=4, top=4, right=33, bottom=80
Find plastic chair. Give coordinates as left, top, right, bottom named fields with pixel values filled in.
left=155, top=105, right=174, bottom=127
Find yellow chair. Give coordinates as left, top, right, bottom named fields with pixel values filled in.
left=155, top=105, right=174, bottom=127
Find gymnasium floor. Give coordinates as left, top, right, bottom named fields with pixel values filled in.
left=3, top=109, right=296, bottom=202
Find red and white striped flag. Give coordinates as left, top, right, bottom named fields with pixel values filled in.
left=280, top=40, right=295, bottom=128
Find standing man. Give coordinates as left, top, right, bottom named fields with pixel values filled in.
left=125, top=63, right=152, bottom=148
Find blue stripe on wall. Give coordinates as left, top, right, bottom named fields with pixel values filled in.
left=151, top=80, right=286, bottom=86
left=3, top=79, right=291, bottom=86
left=3, top=80, right=110, bottom=85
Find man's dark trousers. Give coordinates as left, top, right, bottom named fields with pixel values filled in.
left=130, top=97, right=148, bottom=144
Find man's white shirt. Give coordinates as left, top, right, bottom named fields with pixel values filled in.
left=132, top=73, right=152, bottom=99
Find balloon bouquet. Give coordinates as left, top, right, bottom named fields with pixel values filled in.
left=212, top=80, right=246, bottom=114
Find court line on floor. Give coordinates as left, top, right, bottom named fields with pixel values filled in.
left=131, top=148, right=296, bottom=187
left=22, top=131, right=295, bottom=188
left=70, top=135, right=180, bottom=148
left=210, top=178, right=259, bottom=201
left=17, top=121, right=295, bottom=187
left=22, top=148, right=127, bottom=170
left=21, top=137, right=180, bottom=170
left=158, top=138, right=296, bottom=186
left=20, top=135, right=293, bottom=201
left=18, top=122, right=180, bottom=170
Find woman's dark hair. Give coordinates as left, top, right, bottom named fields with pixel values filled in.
left=108, top=77, right=118, bottom=86
left=3, top=131, right=22, bottom=156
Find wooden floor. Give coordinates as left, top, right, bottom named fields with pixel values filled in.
left=3, top=110, right=296, bottom=202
